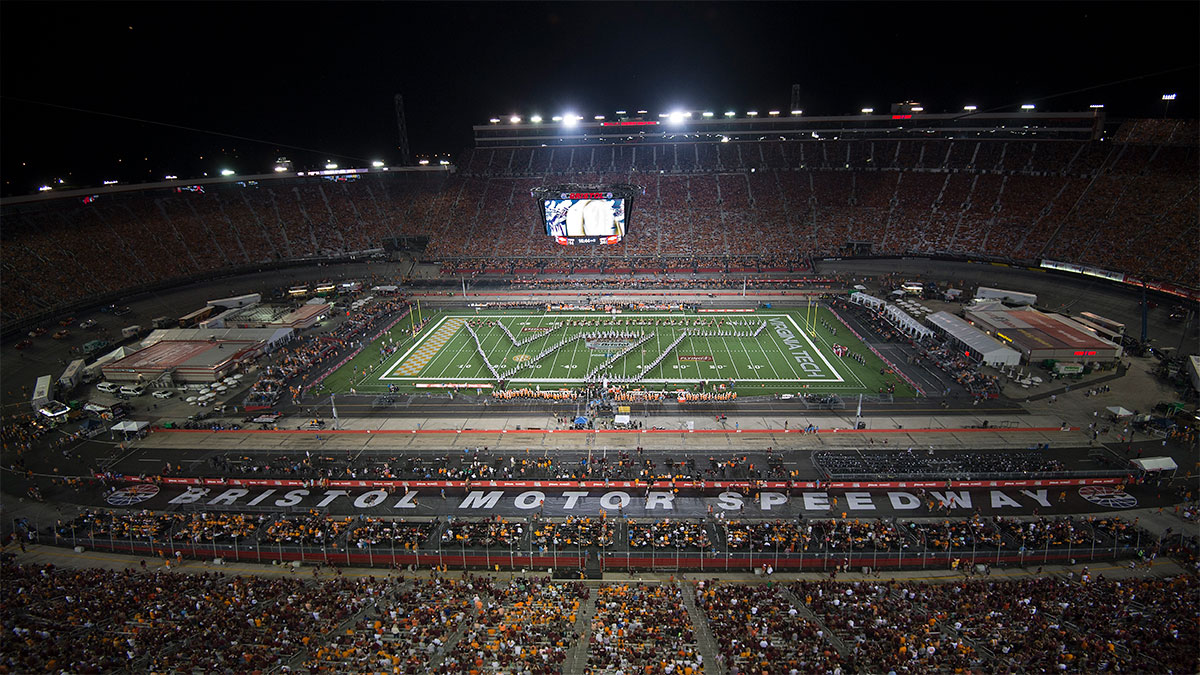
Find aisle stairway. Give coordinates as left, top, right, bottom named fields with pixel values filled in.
left=563, top=589, right=599, bottom=673
left=424, top=599, right=477, bottom=671
left=780, top=586, right=850, bottom=658
left=285, top=590, right=383, bottom=670
left=679, top=581, right=724, bottom=675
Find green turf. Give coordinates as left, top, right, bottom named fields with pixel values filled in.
left=312, top=309, right=448, bottom=396
left=319, top=308, right=915, bottom=397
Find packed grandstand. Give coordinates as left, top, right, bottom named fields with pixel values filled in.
left=2, top=117, right=1196, bottom=326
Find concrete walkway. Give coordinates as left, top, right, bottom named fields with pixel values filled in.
left=5, top=540, right=1188, bottom=584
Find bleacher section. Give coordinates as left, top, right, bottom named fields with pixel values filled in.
left=4, top=561, right=1195, bottom=674
left=3, top=124, right=1196, bottom=323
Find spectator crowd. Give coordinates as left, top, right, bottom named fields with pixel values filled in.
left=6, top=130, right=1195, bottom=324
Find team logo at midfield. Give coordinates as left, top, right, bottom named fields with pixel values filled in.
left=512, top=354, right=531, bottom=362
left=1078, top=486, right=1137, bottom=509
left=106, top=484, right=160, bottom=506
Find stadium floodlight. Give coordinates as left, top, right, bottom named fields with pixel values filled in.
left=636, top=110, right=648, bottom=114
left=418, top=159, right=430, bottom=165
left=790, top=110, right=803, bottom=115
left=702, top=111, right=714, bottom=117
left=164, top=175, right=177, bottom=180
left=509, top=115, right=521, bottom=123
left=720, top=136, right=730, bottom=143
left=768, top=110, right=780, bottom=116
left=439, top=160, right=450, bottom=165
left=746, top=111, right=758, bottom=116
left=371, top=160, right=385, bottom=167
left=102, top=180, right=119, bottom=185
left=668, top=111, right=685, bottom=124
left=530, top=115, right=543, bottom=123
left=220, top=168, right=235, bottom=176
left=325, top=162, right=338, bottom=170
left=658, top=112, right=670, bottom=118
left=594, top=115, right=605, bottom=120
left=38, top=185, right=52, bottom=192
left=911, top=106, right=924, bottom=112
left=616, top=110, right=627, bottom=115
left=860, top=108, right=873, bottom=114
left=724, top=111, right=736, bottom=117
left=1020, top=104, right=1035, bottom=110
left=563, top=114, right=578, bottom=127
left=274, top=165, right=288, bottom=172
left=551, top=115, right=563, bottom=122
left=489, top=118, right=500, bottom=124
left=1162, top=93, right=1177, bottom=117
left=963, top=105, right=977, bottom=111
left=1089, top=104, right=1105, bottom=109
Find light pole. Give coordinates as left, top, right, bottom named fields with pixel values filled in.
left=1162, top=93, right=1177, bottom=118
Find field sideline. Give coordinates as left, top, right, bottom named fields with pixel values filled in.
left=319, top=308, right=911, bottom=397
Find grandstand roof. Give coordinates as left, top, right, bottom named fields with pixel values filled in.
left=473, top=111, right=1104, bottom=147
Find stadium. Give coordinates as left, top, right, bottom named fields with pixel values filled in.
left=2, top=4, right=1199, bottom=674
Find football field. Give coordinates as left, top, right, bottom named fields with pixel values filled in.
left=324, top=308, right=910, bottom=397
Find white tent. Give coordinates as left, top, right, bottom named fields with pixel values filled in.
left=84, top=346, right=137, bottom=378
left=111, top=420, right=150, bottom=433
left=1106, top=406, right=1134, bottom=418
left=1132, top=457, right=1177, bottom=476
left=926, top=312, right=1020, bottom=366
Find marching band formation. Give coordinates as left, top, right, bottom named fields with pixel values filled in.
left=490, top=388, right=582, bottom=401
left=676, top=391, right=738, bottom=402
left=462, top=316, right=781, bottom=387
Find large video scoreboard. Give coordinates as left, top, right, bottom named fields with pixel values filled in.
left=532, top=184, right=643, bottom=245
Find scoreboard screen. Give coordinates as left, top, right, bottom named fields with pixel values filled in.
left=533, top=184, right=641, bottom=246
left=543, top=197, right=626, bottom=244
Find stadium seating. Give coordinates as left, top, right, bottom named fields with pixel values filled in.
left=587, top=582, right=703, bottom=674
left=4, top=561, right=1193, bottom=673
left=53, top=510, right=1152, bottom=567
left=3, top=125, right=1196, bottom=323
left=700, top=581, right=849, bottom=673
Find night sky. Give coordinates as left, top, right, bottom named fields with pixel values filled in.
left=2, top=2, right=1196, bottom=195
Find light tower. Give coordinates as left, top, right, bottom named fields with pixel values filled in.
left=394, top=94, right=411, bottom=166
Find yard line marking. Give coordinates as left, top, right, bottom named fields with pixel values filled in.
left=698, top=333, right=716, bottom=381
left=717, top=332, right=754, bottom=382
left=755, top=330, right=786, bottom=381
left=545, top=316, right=570, bottom=379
